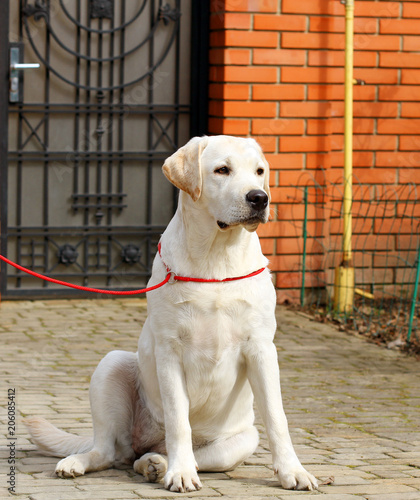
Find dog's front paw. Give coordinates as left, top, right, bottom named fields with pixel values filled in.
left=275, top=462, right=318, bottom=491
left=164, top=468, right=202, bottom=493
left=55, top=455, right=86, bottom=478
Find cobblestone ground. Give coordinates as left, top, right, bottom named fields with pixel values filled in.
left=1, top=299, right=420, bottom=500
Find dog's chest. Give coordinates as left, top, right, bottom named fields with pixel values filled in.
left=173, top=289, right=253, bottom=362
left=172, top=292, right=253, bottom=416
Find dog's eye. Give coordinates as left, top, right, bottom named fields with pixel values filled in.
left=257, top=168, right=264, bottom=176
left=214, top=166, right=230, bottom=175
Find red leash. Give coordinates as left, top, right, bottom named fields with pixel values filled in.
left=0, top=253, right=171, bottom=295
left=0, top=244, right=266, bottom=295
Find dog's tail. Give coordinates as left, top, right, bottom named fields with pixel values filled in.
left=24, top=417, right=93, bottom=457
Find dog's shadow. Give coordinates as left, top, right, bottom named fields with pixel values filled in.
left=225, top=466, right=282, bottom=488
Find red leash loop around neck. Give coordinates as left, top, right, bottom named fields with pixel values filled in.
left=157, top=243, right=266, bottom=283
left=0, top=244, right=266, bottom=295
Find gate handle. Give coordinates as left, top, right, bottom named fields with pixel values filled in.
left=10, top=63, right=40, bottom=70
left=9, top=44, right=41, bottom=103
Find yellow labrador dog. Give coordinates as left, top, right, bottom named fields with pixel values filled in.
left=25, top=135, right=317, bottom=492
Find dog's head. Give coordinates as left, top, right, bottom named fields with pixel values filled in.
left=163, top=135, right=270, bottom=232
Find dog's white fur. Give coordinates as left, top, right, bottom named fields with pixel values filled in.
left=25, top=135, right=318, bottom=492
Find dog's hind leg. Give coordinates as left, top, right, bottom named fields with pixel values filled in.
left=55, top=350, right=138, bottom=478
left=194, top=426, right=259, bottom=472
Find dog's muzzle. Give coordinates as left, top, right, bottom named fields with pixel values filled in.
left=217, top=189, right=269, bottom=231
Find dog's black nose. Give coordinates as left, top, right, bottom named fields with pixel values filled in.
left=246, top=190, right=268, bottom=211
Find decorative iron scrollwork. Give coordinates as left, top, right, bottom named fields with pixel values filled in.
left=23, top=0, right=49, bottom=22
left=90, top=0, right=114, bottom=19
left=159, top=4, right=181, bottom=25
left=122, top=244, right=141, bottom=265
left=21, top=0, right=181, bottom=92
left=6, top=0, right=184, bottom=296
left=58, top=244, right=79, bottom=265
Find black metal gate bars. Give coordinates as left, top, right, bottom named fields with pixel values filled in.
left=0, top=0, right=208, bottom=298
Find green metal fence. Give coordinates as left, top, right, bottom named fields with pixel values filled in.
left=295, top=171, right=420, bottom=352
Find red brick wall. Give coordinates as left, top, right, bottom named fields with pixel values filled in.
left=209, top=0, right=420, bottom=303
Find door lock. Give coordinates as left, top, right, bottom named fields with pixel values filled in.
left=9, top=43, right=40, bottom=103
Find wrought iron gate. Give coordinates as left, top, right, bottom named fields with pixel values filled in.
left=0, top=0, right=208, bottom=298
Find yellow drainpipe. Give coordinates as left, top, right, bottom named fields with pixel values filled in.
left=334, top=0, right=355, bottom=313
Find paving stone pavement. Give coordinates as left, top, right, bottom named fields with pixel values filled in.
left=0, top=298, right=419, bottom=500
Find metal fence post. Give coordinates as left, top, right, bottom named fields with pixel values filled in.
left=301, top=186, right=308, bottom=307
left=407, top=245, right=420, bottom=344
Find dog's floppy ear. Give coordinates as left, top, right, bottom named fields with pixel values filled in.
left=162, top=136, right=209, bottom=202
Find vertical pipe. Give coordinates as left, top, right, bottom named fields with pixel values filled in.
left=343, top=0, right=354, bottom=266
left=407, top=246, right=420, bottom=344
left=301, top=186, right=308, bottom=307
left=334, top=0, right=355, bottom=314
